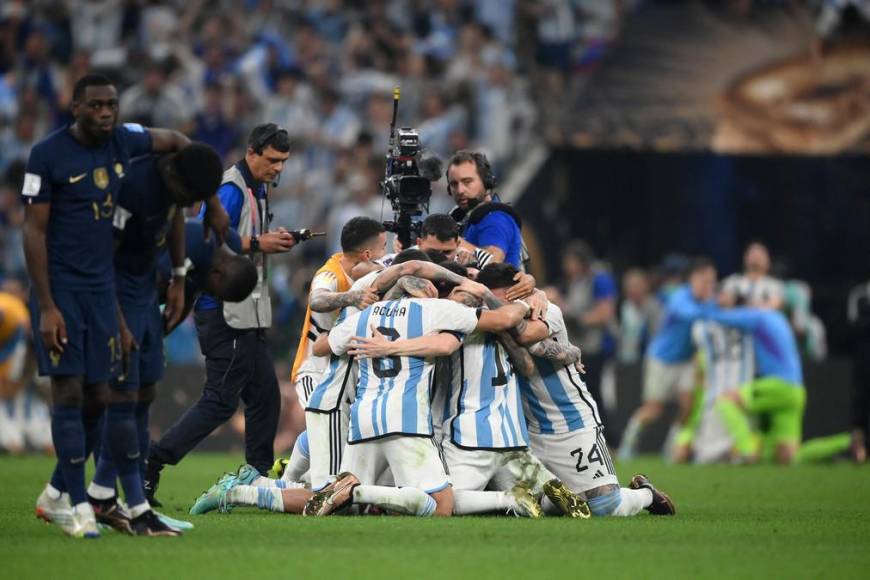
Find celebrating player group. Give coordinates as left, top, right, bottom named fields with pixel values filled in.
left=22, top=74, right=673, bottom=539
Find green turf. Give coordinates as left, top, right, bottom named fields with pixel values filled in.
left=2, top=454, right=868, bottom=579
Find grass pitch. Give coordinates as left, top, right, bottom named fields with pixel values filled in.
left=1, top=454, right=868, bottom=579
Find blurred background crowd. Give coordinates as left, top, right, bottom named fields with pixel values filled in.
left=0, top=0, right=867, bottom=456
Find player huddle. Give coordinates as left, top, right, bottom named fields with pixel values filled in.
left=187, top=216, right=675, bottom=520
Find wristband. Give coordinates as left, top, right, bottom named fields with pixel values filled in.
left=171, top=266, right=187, bottom=278
left=250, top=235, right=260, bottom=253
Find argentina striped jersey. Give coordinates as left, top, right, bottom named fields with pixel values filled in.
left=517, top=304, right=602, bottom=435
left=328, top=297, right=479, bottom=443
left=692, top=320, right=754, bottom=406
left=445, top=332, right=529, bottom=450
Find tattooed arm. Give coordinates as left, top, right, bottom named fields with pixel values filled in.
left=370, top=260, right=466, bottom=295
left=497, top=331, right=535, bottom=377
left=309, top=287, right=379, bottom=313
left=383, top=276, right=438, bottom=300
left=528, top=339, right=583, bottom=366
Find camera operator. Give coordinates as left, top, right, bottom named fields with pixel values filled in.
left=447, top=150, right=526, bottom=270
left=145, top=123, right=296, bottom=504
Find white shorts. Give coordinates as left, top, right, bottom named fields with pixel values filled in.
left=305, top=409, right=348, bottom=491
left=643, top=357, right=695, bottom=403
left=340, top=435, right=450, bottom=494
left=529, top=427, right=619, bottom=494
left=295, top=374, right=321, bottom=408
left=442, top=440, right=553, bottom=493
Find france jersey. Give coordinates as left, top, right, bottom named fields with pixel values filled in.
left=21, top=123, right=152, bottom=290
left=305, top=270, right=380, bottom=414
left=155, top=221, right=242, bottom=298
left=113, top=155, right=175, bottom=307
left=708, top=307, right=803, bottom=385
left=328, top=297, right=479, bottom=443
left=692, top=320, right=754, bottom=404
left=647, top=285, right=712, bottom=364
left=445, top=331, right=529, bottom=450
left=517, top=304, right=602, bottom=435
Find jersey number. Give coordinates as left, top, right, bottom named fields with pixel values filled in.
left=372, top=326, right=402, bottom=379
left=570, top=444, right=604, bottom=473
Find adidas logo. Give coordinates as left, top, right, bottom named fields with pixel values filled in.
left=592, top=470, right=604, bottom=479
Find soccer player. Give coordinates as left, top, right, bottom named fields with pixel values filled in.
left=721, top=242, right=784, bottom=310
left=145, top=124, right=295, bottom=505
left=672, top=320, right=754, bottom=464
left=83, top=144, right=224, bottom=536
left=711, top=306, right=806, bottom=464
left=381, top=214, right=494, bottom=269
left=24, top=74, right=204, bottom=538
left=311, top=279, right=532, bottom=516
left=291, top=217, right=386, bottom=408
left=618, top=258, right=717, bottom=461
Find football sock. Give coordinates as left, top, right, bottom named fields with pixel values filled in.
left=796, top=432, right=851, bottom=464
left=102, top=402, right=147, bottom=508
left=128, top=502, right=151, bottom=519
left=352, top=485, right=436, bottom=517
left=49, top=464, right=67, bottom=493
left=282, top=431, right=310, bottom=483
left=715, top=399, right=757, bottom=456
left=540, top=496, right=562, bottom=516
left=251, top=476, right=290, bottom=489
left=453, top=490, right=510, bottom=515
left=135, top=402, right=151, bottom=479
left=81, top=403, right=104, bottom=460
left=619, top=416, right=643, bottom=460
left=587, top=489, right=623, bottom=516
left=226, top=485, right=285, bottom=512
left=611, top=488, right=652, bottom=517
left=51, top=405, right=87, bottom=505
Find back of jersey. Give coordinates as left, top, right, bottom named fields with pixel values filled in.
left=518, top=304, right=602, bottom=435
left=445, top=331, right=529, bottom=450
left=329, top=297, right=478, bottom=443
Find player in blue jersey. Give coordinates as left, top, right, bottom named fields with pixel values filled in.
left=22, top=74, right=225, bottom=538
left=618, top=258, right=717, bottom=461
left=709, top=306, right=807, bottom=464
left=81, top=144, right=224, bottom=536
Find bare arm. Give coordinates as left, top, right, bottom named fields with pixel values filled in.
left=370, top=260, right=467, bottom=295
left=313, top=333, right=331, bottom=357
left=482, top=245, right=506, bottom=263
left=528, top=339, right=582, bottom=366
left=23, top=204, right=67, bottom=353
left=348, top=330, right=461, bottom=358
left=309, top=287, right=379, bottom=313
left=496, top=331, right=535, bottom=377
left=163, top=210, right=187, bottom=330
left=581, top=298, right=616, bottom=327
left=383, top=276, right=438, bottom=301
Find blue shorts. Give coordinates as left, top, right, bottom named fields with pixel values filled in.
left=114, top=300, right=165, bottom=390
left=31, top=288, right=121, bottom=383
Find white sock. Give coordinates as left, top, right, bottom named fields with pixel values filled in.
left=282, top=437, right=310, bottom=483
left=87, top=482, right=115, bottom=500
left=45, top=483, right=63, bottom=500
left=73, top=501, right=94, bottom=517
left=352, top=485, right=436, bottom=516
left=611, top=488, right=652, bottom=517
left=453, top=490, right=510, bottom=515
left=128, top=502, right=150, bottom=518
left=227, top=485, right=285, bottom=512
left=619, top=417, right=643, bottom=459
left=541, top=495, right=562, bottom=516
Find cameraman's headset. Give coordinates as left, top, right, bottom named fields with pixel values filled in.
left=446, top=151, right=497, bottom=196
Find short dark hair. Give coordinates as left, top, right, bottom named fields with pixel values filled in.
left=214, top=255, right=258, bottom=302
left=173, top=143, right=224, bottom=200
left=248, top=123, right=291, bottom=154
left=688, top=257, right=715, bottom=276
left=476, top=263, right=519, bottom=290
left=447, top=150, right=494, bottom=190
left=72, top=74, right=114, bottom=102
left=392, top=248, right=431, bottom=265
left=340, top=217, right=385, bottom=253
left=435, top=261, right=468, bottom=297
left=420, top=214, right=460, bottom=242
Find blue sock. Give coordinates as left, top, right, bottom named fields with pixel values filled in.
left=135, top=402, right=151, bottom=479
left=103, top=402, right=147, bottom=508
left=82, top=407, right=104, bottom=462
left=588, top=490, right=623, bottom=517
left=51, top=405, right=87, bottom=504
left=49, top=464, right=67, bottom=493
